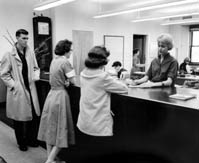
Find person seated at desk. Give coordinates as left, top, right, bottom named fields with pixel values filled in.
left=126, top=33, right=178, bottom=88
left=112, top=61, right=127, bottom=79
left=179, top=57, right=191, bottom=74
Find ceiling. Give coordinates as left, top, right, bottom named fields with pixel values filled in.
left=85, top=0, right=199, bottom=25
left=37, top=0, right=199, bottom=25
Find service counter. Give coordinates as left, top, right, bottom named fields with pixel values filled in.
left=36, top=75, right=199, bottom=163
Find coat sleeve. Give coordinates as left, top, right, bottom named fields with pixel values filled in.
left=0, top=53, right=15, bottom=89
left=103, top=73, right=128, bottom=94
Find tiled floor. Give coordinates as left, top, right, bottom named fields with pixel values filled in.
left=0, top=120, right=47, bottom=163
left=0, top=102, right=47, bottom=163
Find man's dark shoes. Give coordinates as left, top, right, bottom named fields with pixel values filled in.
left=19, top=145, right=28, bottom=151
left=27, top=141, right=39, bottom=147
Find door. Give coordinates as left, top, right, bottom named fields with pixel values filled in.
left=73, top=30, right=93, bottom=75
left=133, top=34, right=147, bottom=72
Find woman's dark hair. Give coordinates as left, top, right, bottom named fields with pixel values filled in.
left=54, top=39, right=72, bottom=56
left=16, top=29, right=28, bottom=37
left=85, top=46, right=110, bottom=68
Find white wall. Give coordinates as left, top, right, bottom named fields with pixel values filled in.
left=0, top=0, right=190, bottom=72
left=53, top=2, right=170, bottom=72
left=169, top=25, right=190, bottom=65
left=0, top=0, right=52, bottom=60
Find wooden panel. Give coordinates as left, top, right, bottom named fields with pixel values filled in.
left=104, top=35, right=124, bottom=71
left=59, top=84, right=199, bottom=163
left=33, top=16, right=52, bottom=72
left=72, top=30, right=93, bottom=75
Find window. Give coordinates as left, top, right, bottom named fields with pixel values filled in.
left=190, top=25, right=199, bottom=63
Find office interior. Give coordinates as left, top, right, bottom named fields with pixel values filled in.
left=1, top=0, right=199, bottom=162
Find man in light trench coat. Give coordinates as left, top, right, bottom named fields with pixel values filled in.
left=0, top=29, right=40, bottom=151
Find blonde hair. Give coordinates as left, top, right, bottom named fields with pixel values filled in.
left=157, top=33, right=174, bottom=50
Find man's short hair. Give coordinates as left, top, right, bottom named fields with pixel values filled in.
left=16, top=29, right=28, bottom=37
left=112, top=61, right=122, bottom=67
left=133, top=48, right=140, bottom=55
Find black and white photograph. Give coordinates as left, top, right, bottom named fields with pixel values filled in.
left=0, top=0, right=199, bottom=163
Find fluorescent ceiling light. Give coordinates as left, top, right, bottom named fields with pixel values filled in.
left=159, top=4, right=199, bottom=13
left=34, top=0, right=75, bottom=11
left=126, top=0, right=165, bottom=8
left=131, top=12, right=199, bottom=22
left=161, top=18, right=199, bottom=25
left=93, top=0, right=198, bottom=18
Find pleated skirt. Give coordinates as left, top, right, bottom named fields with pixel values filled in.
left=37, top=88, right=75, bottom=147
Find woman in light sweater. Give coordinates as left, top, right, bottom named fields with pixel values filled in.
left=77, top=46, right=128, bottom=162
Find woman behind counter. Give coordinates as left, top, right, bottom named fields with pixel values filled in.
left=77, top=46, right=128, bottom=161
left=37, top=39, right=76, bottom=163
left=126, top=33, right=178, bottom=88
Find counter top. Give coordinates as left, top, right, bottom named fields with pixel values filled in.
left=126, top=87, right=199, bottom=111
left=39, top=73, right=199, bottom=111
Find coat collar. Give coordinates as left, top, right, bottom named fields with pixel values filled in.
left=10, top=45, right=30, bottom=62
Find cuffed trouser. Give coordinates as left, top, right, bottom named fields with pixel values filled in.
left=13, top=107, right=39, bottom=147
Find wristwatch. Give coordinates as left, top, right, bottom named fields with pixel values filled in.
left=10, top=87, right=14, bottom=91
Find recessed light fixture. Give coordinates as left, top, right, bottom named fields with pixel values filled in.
left=131, top=12, right=199, bottom=22
left=161, top=18, right=199, bottom=25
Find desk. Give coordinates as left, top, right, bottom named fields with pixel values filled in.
left=36, top=76, right=199, bottom=163
left=176, top=75, right=199, bottom=85
left=131, top=71, right=145, bottom=80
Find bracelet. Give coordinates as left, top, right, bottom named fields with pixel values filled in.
left=162, top=82, right=165, bottom=87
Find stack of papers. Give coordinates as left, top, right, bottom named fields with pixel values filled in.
left=169, top=93, right=197, bottom=101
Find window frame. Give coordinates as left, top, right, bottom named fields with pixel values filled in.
left=189, top=25, right=199, bottom=65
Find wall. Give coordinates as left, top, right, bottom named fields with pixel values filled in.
left=169, top=25, right=190, bottom=65
left=52, top=1, right=170, bottom=71
left=0, top=0, right=52, bottom=61
left=0, top=0, right=191, bottom=72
